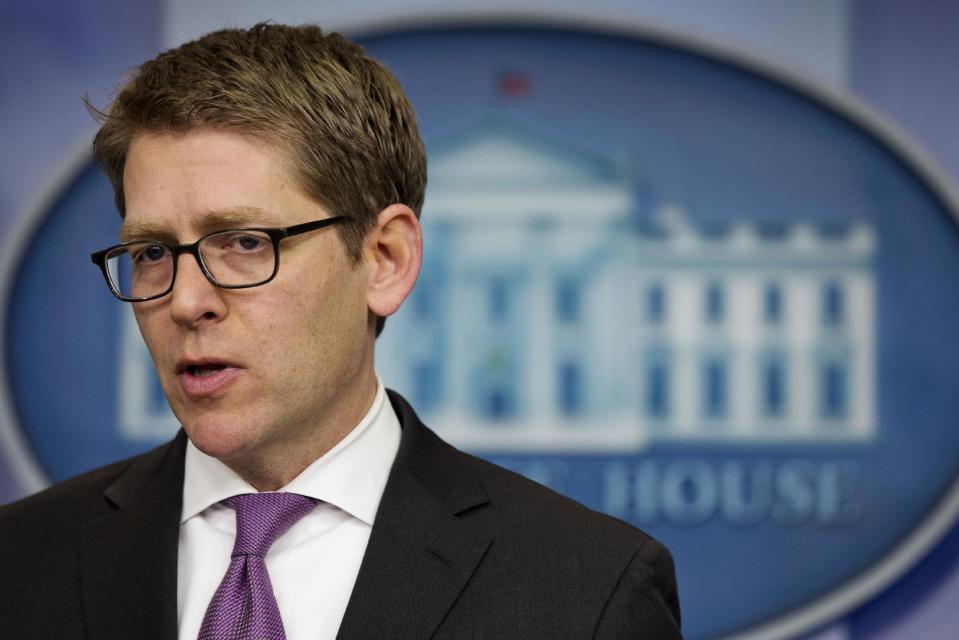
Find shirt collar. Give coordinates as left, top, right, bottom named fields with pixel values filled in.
left=181, top=376, right=400, bottom=526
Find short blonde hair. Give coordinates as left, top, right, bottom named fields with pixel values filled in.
left=90, top=23, right=427, bottom=265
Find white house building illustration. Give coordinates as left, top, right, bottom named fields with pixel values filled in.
left=117, top=121, right=878, bottom=451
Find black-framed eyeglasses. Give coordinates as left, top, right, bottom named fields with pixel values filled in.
left=90, top=216, right=348, bottom=302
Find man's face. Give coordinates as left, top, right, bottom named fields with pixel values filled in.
left=123, top=129, right=376, bottom=471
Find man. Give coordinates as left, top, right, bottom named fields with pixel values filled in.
left=0, top=24, right=681, bottom=639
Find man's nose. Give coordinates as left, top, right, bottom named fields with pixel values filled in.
left=169, top=252, right=227, bottom=326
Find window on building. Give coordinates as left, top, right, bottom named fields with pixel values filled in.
left=413, top=361, right=439, bottom=413
left=488, top=279, right=509, bottom=324
left=558, top=361, right=583, bottom=417
left=556, top=279, right=580, bottom=324
left=703, top=357, right=728, bottom=418
left=762, top=357, right=786, bottom=417
left=486, top=387, right=514, bottom=421
left=706, top=282, right=724, bottom=324
left=413, top=281, right=432, bottom=320
left=820, top=360, right=848, bottom=420
left=822, top=281, right=844, bottom=327
left=764, top=283, right=783, bottom=325
left=647, top=283, right=666, bottom=324
left=645, top=355, right=670, bottom=419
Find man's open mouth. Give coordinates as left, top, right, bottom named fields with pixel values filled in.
left=186, top=364, right=227, bottom=377
left=176, top=360, right=243, bottom=397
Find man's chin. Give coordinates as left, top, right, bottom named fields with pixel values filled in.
left=182, top=418, right=256, bottom=463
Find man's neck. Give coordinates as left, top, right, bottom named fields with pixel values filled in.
left=222, top=371, right=380, bottom=491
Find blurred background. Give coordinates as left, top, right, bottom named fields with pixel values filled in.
left=2, top=1, right=959, bottom=638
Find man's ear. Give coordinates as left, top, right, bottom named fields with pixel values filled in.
left=364, top=204, right=422, bottom=318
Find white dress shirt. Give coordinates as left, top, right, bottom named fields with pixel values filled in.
left=176, top=379, right=401, bottom=640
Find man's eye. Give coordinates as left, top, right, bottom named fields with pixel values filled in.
left=133, top=244, right=170, bottom=263
left=228, top=234, right=267, bottom=252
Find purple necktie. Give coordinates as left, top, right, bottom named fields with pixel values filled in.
left=198, top=493, right=318, bottom=640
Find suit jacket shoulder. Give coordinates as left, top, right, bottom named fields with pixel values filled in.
left=0, top=435, right=185, bottom=640
left=447, top=439, right=681, bottom=638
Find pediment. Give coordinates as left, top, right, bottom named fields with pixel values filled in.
left=428, top=120, right=621, bottom=189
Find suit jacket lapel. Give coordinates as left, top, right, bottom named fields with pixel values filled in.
left=337, top=392, right=492, bottom=639
left=80, top=432, right=186, bottom=640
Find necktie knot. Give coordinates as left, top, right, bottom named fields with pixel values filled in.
left=224, top=492, right=318, bottom=558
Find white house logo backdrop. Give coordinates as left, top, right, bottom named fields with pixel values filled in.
left=5, top=26, right=959, bottom=639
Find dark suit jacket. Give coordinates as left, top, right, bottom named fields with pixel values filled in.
left=0, top=391, right=681, bottom=639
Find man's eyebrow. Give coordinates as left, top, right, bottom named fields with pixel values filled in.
left=118, top=207, right=275, bottom=242
left=118, top=222, right=171, bottom=243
